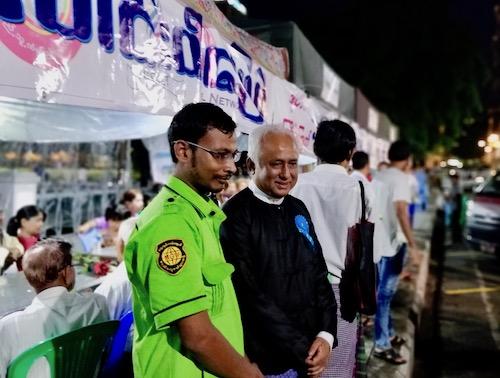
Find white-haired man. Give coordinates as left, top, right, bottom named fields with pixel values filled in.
left=220, top=125, right=337, bottom=378
left=0, top=239, right=109, bottom=377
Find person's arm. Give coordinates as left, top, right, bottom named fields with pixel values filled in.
left=303, top=208, right=336, bottom=376
left=395, top=201, right=421, bottom=264
left=177, top=311, right=263, bottom=378
left=78, top=218, right=98, bottom=233
left=0, top=247, right=22, bottom=275
left=115, top=238, right=125, bottom=262
left=305, top=337, right=331, bottom=377
left=220, top=206, right=311, bottom=366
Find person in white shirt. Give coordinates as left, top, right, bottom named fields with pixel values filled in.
left=405, top=159, right=419, bottom=226
left=292, top=119, right=362, bottom=378
left=95, top=215, right=136, bottom=352
left=350, top=151, right=375, bottom=219
left=116, top=189, right=144, bottom=261
left=350, top=151, right=392, bottom=265
left=372, top=140, right=422, bottom=365
left=0, top=239, right=109, bottom=377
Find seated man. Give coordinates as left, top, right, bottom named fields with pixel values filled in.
left=0, top=239, right=109, bottom=377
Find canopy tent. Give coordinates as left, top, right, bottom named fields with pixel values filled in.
left=0, top=0, right=389, bottom=163
left=0, top=97, right=171, bottom=143
left=0, top=0, right=316, bottom=148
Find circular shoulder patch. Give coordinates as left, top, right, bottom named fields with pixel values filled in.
left=156, top=239, right=187, bottom=275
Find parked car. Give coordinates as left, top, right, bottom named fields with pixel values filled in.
left=464, top=174, right=500, bottom=256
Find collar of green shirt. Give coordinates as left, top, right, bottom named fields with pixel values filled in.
left=166, top=176, right=226, bottom=221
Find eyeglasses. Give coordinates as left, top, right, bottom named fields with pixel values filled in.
left=176, top=140, right=241, bottom=162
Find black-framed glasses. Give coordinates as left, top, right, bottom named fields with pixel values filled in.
left=176, top=140, right=242, bottom=162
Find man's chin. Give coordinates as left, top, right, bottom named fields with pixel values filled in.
left=210, top=182, right=227, bottom=193
left=271, top=188, right=291, bottom=198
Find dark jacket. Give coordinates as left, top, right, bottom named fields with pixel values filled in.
left=220, top=188, right=337, bottom=376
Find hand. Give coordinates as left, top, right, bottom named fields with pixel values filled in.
left=249, top=363, right=264, bottom=378
left=305, top=337, right=330, bottom=376
left=243, top=356, right=264, bottom=378
left=408, top=246, right=422, bottom=267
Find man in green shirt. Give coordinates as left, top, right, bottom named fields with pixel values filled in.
left=125, top=103, right=263, bottom=378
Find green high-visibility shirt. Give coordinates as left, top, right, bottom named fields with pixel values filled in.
left=124, top=176, right=245, bottom=377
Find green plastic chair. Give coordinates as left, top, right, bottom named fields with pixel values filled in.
left=6, top=320, right=119, bottom=378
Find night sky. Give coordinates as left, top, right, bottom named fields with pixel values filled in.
left=241, top=0, right=498, bottom=158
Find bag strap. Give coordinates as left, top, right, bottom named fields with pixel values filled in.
left=358, top=180, right=366, bottom=221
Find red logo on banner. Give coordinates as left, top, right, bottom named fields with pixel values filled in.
left=0, top=5, right=81, bottom=68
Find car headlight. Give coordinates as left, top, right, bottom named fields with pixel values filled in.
left=466, top=200, right=474, bottom=217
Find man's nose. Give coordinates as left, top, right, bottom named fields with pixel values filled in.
left=224, top=158, right=237, bottom=174
left=280, top=163, right=290, bottom=179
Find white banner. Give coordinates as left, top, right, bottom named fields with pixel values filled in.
left=0, top=0, right=389, bottom=158
left=0, top=0, right=297, bottom=141
left=142, top=133, right=173, bottom=184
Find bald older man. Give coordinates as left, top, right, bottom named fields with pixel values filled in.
left=0, top=239, right=108, bottom=377
left=220, top=126, right=337, bottom=378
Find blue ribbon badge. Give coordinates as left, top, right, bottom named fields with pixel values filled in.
left=295, top=215, right=315, bottom=248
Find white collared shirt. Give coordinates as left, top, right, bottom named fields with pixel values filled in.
left=247, top=180, right=334, bottom=349
left=248, top=180, right=284, bottom=205
left=94, top=262, right=131, bottom=321
left=291, top=164, right=363, bottom=283
left=350, top=171, right=394, bottom=263
left=0, top=286, right=108, bottom=378
left=374, top=167, right=412, bottom=257
left=350, top=170, right=374, bottom=218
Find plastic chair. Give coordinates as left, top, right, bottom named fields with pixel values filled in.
left=7, top=320, right=119, bottom=378
left=100, top=311, right=134, bottom=377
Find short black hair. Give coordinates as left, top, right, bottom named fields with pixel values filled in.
left=7, top=205, right=45, bottom=237
left=352, top=151, right=369, bottom=170
left=388, top=140, right=411, bottom=162
left=167, top=103, right=237, bottom=162
left=313, top=120, right=356, bottom=164
left=104, top=204, right=131, bottom=222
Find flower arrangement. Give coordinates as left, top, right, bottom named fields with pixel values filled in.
left=73, top=253, right=114, bottom=277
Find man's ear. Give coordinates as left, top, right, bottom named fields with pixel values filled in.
left=246, top=157, right=256, bottom=175
left=174, top=141, right=191, bottom=163
left=347, top=149, right=355, bottom=161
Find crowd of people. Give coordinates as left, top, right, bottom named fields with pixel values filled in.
left=0, top=102, right=426, bottom=378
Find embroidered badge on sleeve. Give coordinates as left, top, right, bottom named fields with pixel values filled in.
left=156, top=239, right=187, bottom=275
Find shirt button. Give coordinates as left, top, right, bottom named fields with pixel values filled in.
left=167, top=198, right=174, bottom=202
left=209, top=211, right=216, bottom=216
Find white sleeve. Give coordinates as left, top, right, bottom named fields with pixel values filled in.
left=392, top=175, right=411, bottom=203
left=118, top=217, right=137, bottom=244
left=94, top=263, right=132, bottom=320
left=317, top=331, right=334, bottom=350
left=0, top=320, right=11, bottom=378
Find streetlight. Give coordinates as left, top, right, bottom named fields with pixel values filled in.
left=480, top=133, right=500, bottom=170
left=487, top=133, right=499, bottom=144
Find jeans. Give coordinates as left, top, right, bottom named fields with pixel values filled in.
left=374, top=244, right=407, bottom=350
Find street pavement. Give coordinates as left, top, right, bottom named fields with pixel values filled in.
left=414, top=218, right=500, bottom=378
left=435, top=243, right=500, bottom=378
left=366, top=210, right=433, bottom=378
